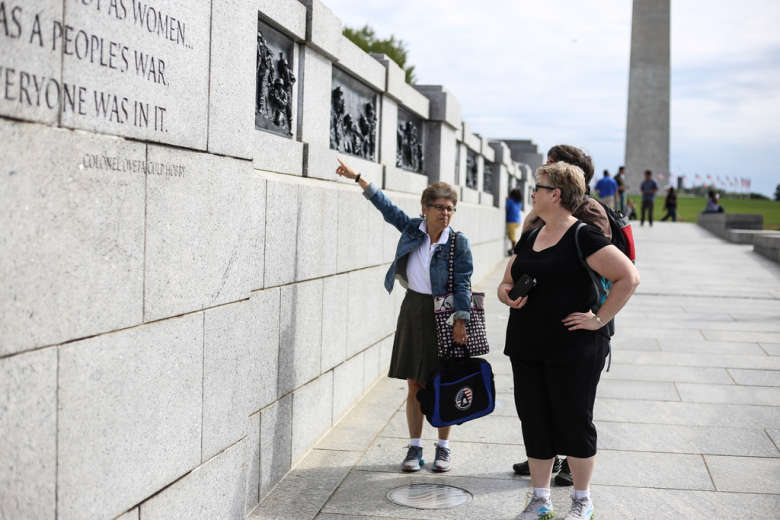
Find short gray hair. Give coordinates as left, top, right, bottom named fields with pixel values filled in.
left=421, top=181, right=458, bottom=207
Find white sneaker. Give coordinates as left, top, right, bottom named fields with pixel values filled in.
left=565, top=495, right=594, bottom=520
left=517, top=493, right=554, bottom=520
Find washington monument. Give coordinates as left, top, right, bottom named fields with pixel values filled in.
left=624, top=0, right=670, bottom=192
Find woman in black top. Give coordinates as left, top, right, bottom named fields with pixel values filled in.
left=497, top=161, right=640, bottom=520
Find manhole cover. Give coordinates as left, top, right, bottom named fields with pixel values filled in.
left=387, top=483, right=473, bottom=509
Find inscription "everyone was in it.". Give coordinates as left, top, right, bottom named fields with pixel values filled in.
left=0, top=1, right=196, bottom=133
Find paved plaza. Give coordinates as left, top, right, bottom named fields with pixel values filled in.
left=251, top=222, right=780, bottom=519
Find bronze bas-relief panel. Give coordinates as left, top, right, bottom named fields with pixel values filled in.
left=256, top=18, right=295, bottom=137
left=466, top=149, right=478, bottom=189
left=396, top=106, right=424, bottom=174
left=330, top=68, right=377, bottom=161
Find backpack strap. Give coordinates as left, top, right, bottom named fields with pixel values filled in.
left=574, top=223, right=604, bottom=310
left=574, top=222, right=612, bottom=371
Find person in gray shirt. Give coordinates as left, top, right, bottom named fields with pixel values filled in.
left=640, top=170, right=658, bottom=226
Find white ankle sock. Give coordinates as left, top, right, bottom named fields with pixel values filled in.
left=574, top=488, right=590, bottom=500
left=436, top=439, right=450, bottom=449
left=533, top=487, right=551, bottom=499
left=410, top=438, right=422, bottom=448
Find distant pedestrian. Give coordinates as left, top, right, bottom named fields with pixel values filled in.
left=506, top=188, right=524, bottom=254
left=594, top=170, right=618, bottom=210
left=625, top=198, right=637, bottom=220
left=661, top=187, right=678, bottom=222
left=640, top=170, right=658, bottom=226
left=615, top=166, right=627, bottom=213
left=702, top=189, right=724, bottom=213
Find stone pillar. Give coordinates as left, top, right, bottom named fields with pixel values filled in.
left=416, top=85, right=461, bottom=186
left=500, top=139, right=544, bottom=173
left=489, top=141, right=513, bottom=208
left=624, top=0, right=670, bottom=193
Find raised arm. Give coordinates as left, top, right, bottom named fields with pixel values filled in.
left=336, top=158, right=410, bottom=232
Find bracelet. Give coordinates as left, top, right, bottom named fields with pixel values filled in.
left=354, top=174, right=361, bottom=183
left=594, top=315, right=604, bottom=326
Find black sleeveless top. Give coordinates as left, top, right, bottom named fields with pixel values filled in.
left=504, top=221, right=610, bottom=361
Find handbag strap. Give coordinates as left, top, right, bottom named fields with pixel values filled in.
left=446, top=229, right=457, bottom=294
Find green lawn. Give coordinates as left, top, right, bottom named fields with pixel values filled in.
left=619, top=195, right=780, bottom=230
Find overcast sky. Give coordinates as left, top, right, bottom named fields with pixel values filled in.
left=325, top=0, right=780, bottom=196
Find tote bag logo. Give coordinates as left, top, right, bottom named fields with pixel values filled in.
left=455, top=386, right=473, bottom=410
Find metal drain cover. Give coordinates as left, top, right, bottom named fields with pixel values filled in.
left=387, top=483, right=473, bottom=509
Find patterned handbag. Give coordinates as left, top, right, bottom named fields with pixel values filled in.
left=432, top=232, right=489, bottom=359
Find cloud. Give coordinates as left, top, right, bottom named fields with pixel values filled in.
left=325, top=0, right=780, bottom=195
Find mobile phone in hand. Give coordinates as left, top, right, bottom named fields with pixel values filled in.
left=509, top=273, right=536, bottom=300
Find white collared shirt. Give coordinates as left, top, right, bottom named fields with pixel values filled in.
left=406, top=221, right=450, bottom=294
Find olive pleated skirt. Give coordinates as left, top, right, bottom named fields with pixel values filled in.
left=388, top=289, right=440, bottom=383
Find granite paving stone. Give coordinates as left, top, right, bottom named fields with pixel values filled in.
left=251, top=449, right=362, bottom=520
left=704, top=455, right=780, bottom=494
left=676, top=382, right=780, bottom=406
left=595, top=380, right=681, bottom=401
left=702, top=329, right=780, bottom=344
left=767, top=429, right=780, bottom=450
left=613, top=351, right=780, bottom=370
left=656, top=339, right=766, bottom=355
left=585, top=486, right=780, bottom=519
left=762, top=343, right=780, bottom=355
left=727, top=368, right=780, bottom=387
left=596, top=422, right=779, bottom=457
left=321, top=471, right=529, bottom=520
left=356, top=440, right=524, bottom=479
left=601, top=364, right=733, bottom=384
left=593, top=450, right=714, bottom=490
left=380, top=411, right=523, bottom=445
left=594, top=398, right=780, bottom=428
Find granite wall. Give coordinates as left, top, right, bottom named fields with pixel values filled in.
left=0, top=1, right=533, bottom=518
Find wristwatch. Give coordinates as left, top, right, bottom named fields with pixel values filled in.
left=594, top=315, right=605, bottom=327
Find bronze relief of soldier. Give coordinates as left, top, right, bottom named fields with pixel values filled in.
left=328, top=81, right=377, bottom=161
left=255, top=26, right=295, bottom=136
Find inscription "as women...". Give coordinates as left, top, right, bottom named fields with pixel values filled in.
left=0, top=1, right=196, bottom=134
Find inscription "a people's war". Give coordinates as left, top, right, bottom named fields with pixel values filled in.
left=0, top=1, right=197, bottom=135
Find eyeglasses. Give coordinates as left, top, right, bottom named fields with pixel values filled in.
left=429, top=203, right=457, bottom=213
left=533, top=184, right=556, bottom=193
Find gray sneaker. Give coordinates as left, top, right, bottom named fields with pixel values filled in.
left=432, top=443, right=452, bottom=472
left=517, top=493, right=554, bottom=520
left=401, top=446, right=424, bottom=472
left=564, top=495, right=594, bottom=520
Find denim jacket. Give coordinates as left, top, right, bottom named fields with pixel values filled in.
left=363, top=183, right=474, bottom=322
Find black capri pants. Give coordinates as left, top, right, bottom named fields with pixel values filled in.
left=510, top=339, right=607, bottom=459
